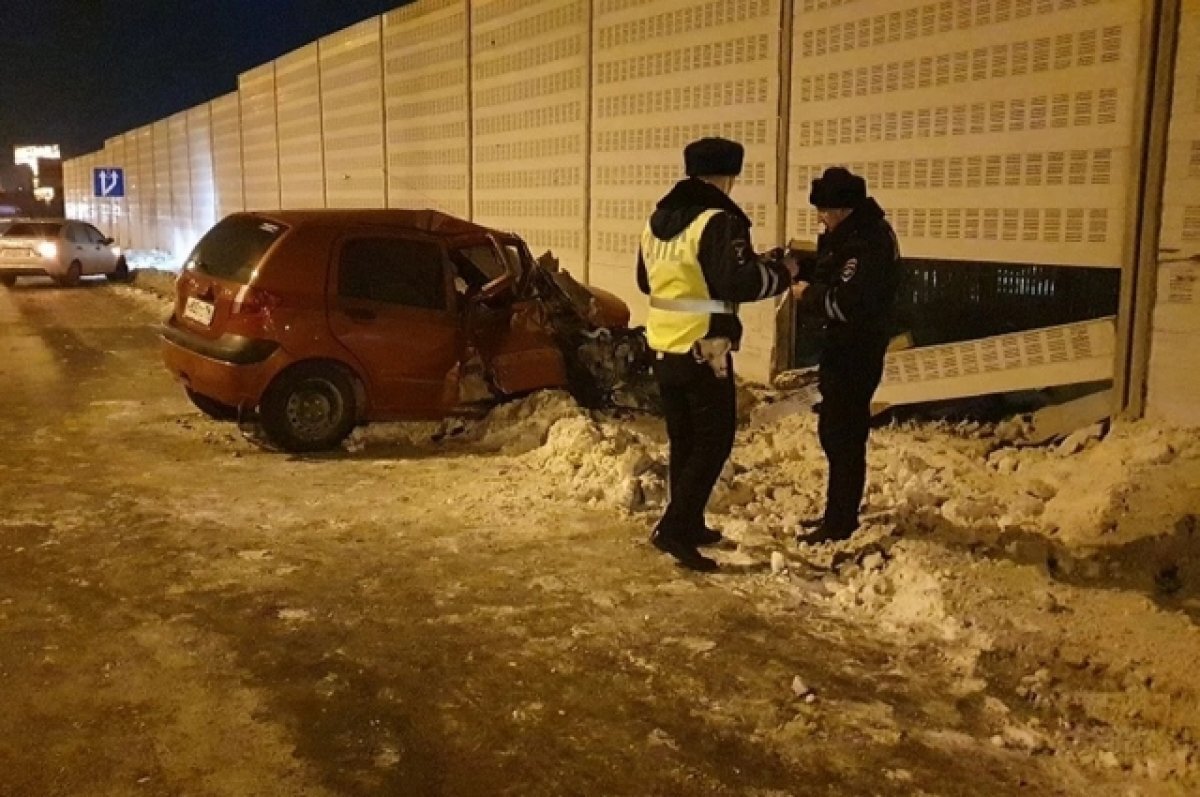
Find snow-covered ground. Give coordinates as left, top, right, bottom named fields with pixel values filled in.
left=112, top=263, right=1200, bottom=790
left=340, top=387, right=1200, bottom=788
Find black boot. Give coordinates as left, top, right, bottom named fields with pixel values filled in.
left=797, top=522, right=856, bottom=546
left=687, top=525, right=724, bottom=547
left=651, top=527, right=718, bottom=572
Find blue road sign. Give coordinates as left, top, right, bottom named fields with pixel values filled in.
left=93, top=167, right=125, bottom=198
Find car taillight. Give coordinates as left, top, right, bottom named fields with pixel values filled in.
left=35, top=241, right=57, bottom=258
left=231, top=285, right=281, bottom=317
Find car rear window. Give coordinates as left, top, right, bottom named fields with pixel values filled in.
left=3, top=222, right=61, bottom=238
left=185, top=216, right=286, bottom=284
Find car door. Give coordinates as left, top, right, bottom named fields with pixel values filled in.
left=328, top=233, right=461, bottom=418
left=63, top=223, right=90, bottom=271
left=84, top=224, right=117, bottom=274
left=458, top=239, right=567, bottom=396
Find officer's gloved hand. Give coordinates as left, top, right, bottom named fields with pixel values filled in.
left=759, top=246, right=786, bottom=265
left=761, top=247, right=796, bottom=280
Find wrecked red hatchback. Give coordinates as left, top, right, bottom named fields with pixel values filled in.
left=161, top=209, right=637, bottom=452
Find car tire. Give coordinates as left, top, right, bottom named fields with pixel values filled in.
left=185, top=387, right=240, bottom=421
left=106, top=257, right=130, bottom=283
left=259, top=362, right=357, bottom=453
left=0, top=276, right=15, bottom=288
left=58, top=261, right=82, bottom=288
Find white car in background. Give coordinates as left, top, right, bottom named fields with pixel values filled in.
left=0, top=219, right=129, bottom=288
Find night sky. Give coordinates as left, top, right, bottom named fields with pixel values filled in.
left=0, top=0, right=415, bottom=163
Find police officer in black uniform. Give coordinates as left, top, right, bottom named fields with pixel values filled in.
left=637, top=137, right=797, bottom=571
left=792, top=167, right=900, bottom=544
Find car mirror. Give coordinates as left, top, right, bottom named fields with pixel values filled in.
left=101, top=237, right=114, bottom=246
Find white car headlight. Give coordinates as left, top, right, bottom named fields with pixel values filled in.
left=112, top=246, right=122, bottom=258
left=35, top=241, right=58, bottom=259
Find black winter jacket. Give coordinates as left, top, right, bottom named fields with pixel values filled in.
left=795, top=198, right=901, bottom=370
left=636, top=178, right=792, bottom=348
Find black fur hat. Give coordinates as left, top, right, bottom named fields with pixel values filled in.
left=809, top=166, right=867, bottom=208
left=684, top=137, right=745, bottom=177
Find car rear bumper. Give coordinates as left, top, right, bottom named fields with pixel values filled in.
left=0, top=261, right=53, bottom=278
left=160, top=315, right=283, bottom=407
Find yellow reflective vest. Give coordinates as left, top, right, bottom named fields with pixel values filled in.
left=641, top=209, right=723, bottom=354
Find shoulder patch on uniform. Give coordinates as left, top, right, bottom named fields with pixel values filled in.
left=840, top=258, right=858, bottom=282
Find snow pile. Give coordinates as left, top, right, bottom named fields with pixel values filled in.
left=128, top=267, right=179, bottom=300
left=355, top=392, right=671, bottom=511
left=1028, top=423, right=1198, bottom=543
left=126, top=249, right=180, bottom=272
left=349, top=391, right=584, bottom=454
left=469, top=391, right=592, bottom=454
left=519, top=415, right=664, bottom=510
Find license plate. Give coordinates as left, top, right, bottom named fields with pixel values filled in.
left=183, top=297, right=215, bottom=326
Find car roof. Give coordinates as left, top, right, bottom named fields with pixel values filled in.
left=247, top=208, right=513, bottom=240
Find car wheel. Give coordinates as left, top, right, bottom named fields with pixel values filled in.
left=0, top=276, right=15, bottom=288
left=259, top=362, right=357, bottom=452
left=106, top=257, right=130, bottom=283
left=185, top=387, right=240, bottom=421
left=58, top=261, right=82, bottom=288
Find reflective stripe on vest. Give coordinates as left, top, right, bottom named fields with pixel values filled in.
left=642, top=209, right=721, bottom=354
left=649, top=296, right=738, bottom=314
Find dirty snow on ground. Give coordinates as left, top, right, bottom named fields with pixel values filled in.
left=107, top=251, right=180, bottom=315
left=344, top=388, right=1200, bottom=791
left=108, top=265, right=1199, bottom=791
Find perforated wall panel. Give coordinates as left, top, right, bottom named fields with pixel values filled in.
left=167, top=112, right=194, bottom=255
left=76, top=154, right=88, bottom=225
left=74, top=154, right=86, bottom=225
left=101, top=137, right=125, bottom=244
left=187, top=104, right=217, bottom=252
left=152, top=121, right=173, bottom=249
left=878, top=316, right=1114, bottom=404
left=89, top=152, right=102, bottom=228
left=787, top=0, right=1144, bottom=267
left=1155, top=2, right=1200, bottom=259
left=210, top=93, right=245, bottom=220
left=472, top=0, right=589, bottom=269
left=1147, top=0, right=1200, bottom=426
left=591, top=0, right=784, bottom=381
left=62, top=159, right=76, bottom=220
left=68, top=156, right=79, bottom=222
left=122, top=132, right=143, bottom=249
left=321, top=19, right=386, bottom=207
left=240, top=63, right=281, bottom=211
left=88, top=152, right=103, bottom=228
left=135, top=125, right=158, bottom=250
left=75, top=158, right=89, bottom=222
left=276, top=44, right=326, bottom=209
left=383, top=0, right=470, bottom=217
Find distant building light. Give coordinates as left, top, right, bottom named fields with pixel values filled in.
left=14, top=145, right=61, bottom=180
left=34, top=186, right=56, bottom=202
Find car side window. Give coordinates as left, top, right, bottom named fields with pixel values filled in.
left=85, top=225, right=106, bottom=244
left=66, top=224, right=85, bottom=244
left=338, top=237, right=447, bottom=311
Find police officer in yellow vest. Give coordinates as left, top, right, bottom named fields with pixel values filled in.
left=637, top=137, right=798, bottom=571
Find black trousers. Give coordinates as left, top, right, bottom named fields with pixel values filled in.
left=653, top=351, right=736, bottom=538
left=817, top=354, right=885, bottom=534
